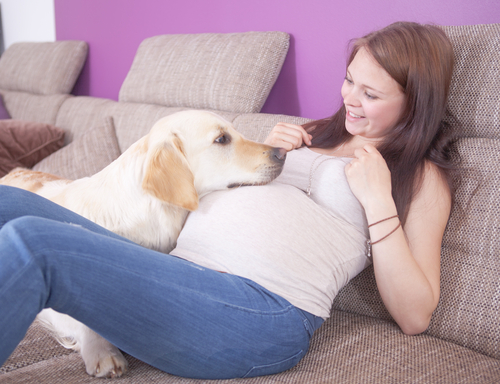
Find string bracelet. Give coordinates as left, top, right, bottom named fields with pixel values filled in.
left=366, top=215, right=400, bottom=258
left=368, top=214, right=399, bottom=228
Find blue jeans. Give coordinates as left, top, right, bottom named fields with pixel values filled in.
left=0, top=186, right=323, bottom=379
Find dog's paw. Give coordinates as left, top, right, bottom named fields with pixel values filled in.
left=81, top=339, right=128, bottom=378
left=90, top=352, right=128, bottom=378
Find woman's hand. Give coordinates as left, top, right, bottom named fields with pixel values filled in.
left=264, top=123, right=312, bottom=151
left=344, top=144, right=394, bottom=215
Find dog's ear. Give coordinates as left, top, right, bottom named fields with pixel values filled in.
left=142, top=135, right=199, bottom=211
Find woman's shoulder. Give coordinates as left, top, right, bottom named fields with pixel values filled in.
left=421, top=161, right=451, bottom=196
left=408, top=161, right=452, bottom=225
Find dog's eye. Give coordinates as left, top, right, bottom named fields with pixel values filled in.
left=214, top=134, right=230, bottom=145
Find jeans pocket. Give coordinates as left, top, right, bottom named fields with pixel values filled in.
left=242, top=349, right=305, bottom=378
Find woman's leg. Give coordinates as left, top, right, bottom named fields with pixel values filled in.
left=0, top=185, right=134, bottom=242
left=0, top=215, right=313, bottom=379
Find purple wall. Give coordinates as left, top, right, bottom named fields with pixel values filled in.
left=54, top=0, right=498, bottom=119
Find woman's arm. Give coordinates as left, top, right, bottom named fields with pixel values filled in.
left=345, top=144, right=451, bottom=335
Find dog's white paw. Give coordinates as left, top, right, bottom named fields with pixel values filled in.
left=80, top=338, right=128, bottom=378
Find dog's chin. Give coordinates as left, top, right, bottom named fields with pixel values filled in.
left=227, top=166, right=284, bottom=189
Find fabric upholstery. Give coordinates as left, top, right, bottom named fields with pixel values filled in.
left=0, top=91, right=70, bottom=125
left=0, top=120, right=65, bottom=177
left=426, top=137, right=500, bottom=359
left=0, top=321, right=74, bottom=375
left=119, top=32, right=290, bottom=114
left=33, top=117, right=121, bottom=179
left=0, top=41, right=88, bottom=95
left=3, top=311, right=500, bottom=383
left=54, top=96, right=118, bottom=145
left=0, top=94, right=10, bottom=119
left=440, top=24, right=500, bottom=140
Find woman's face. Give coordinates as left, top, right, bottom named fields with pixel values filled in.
left=341, top=47, right=406, bottom=141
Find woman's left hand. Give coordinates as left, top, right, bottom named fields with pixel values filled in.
left=344, top=144, right=393, bottom=214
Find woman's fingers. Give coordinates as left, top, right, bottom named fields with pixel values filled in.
left=264, top=123, right=312, bottom=151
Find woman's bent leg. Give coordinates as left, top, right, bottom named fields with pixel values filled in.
left=0, top=185, right=134, bottom=242
left=0, top=216, right=311, bottom=379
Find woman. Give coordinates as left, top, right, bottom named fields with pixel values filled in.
left=0, top=22, right=455, bottom=379
left=264, top=21, right=455, bottom=334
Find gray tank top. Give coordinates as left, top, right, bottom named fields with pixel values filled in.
left=171, top=147, right=371, bottom=318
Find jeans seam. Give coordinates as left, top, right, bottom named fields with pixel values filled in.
left=222, top=302, right=295, bottom=316
left=294, top=308, right=315, bottom=338
left=241, top=348, right=305, bottom=378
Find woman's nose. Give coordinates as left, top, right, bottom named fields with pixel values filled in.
left=347, top=92, right=362, bottom=107
left=342, top=85, right=360, bottom=107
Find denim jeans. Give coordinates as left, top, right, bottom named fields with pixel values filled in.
left=0, top=186, right=323, bottom=379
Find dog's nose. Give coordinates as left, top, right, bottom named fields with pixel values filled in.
left=271, top=147, right=287, bottom=163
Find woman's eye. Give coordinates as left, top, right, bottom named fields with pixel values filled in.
left=215, top=135, right=230, bottom=144
left=365, top=92, right=377, bottom=100
left=344, top=76, right=353, bottom=84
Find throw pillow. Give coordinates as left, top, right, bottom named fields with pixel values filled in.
left=33, top=117, right=121, bottom=179
left=0, top=120, right=65, bottom=177
left=0, top=94, right=10, bottom=119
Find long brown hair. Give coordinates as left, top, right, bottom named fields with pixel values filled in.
left=304, top=22, right=457, bottom=225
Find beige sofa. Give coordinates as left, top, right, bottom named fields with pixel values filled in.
left=0, top=24, right=499, bottom=384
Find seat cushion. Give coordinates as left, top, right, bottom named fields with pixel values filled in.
left=2, top=311, right=499, bottom=383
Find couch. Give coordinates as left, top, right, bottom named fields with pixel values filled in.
left=0, top=24, right=499, bottom=384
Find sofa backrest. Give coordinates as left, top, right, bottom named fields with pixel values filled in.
left=0, top=41, right=88, bottom=125
left=332, top=23, right=500, bottom=360
left=118, top=31, right=289, bottom=114
left=0, top=41, right=88, bottom=95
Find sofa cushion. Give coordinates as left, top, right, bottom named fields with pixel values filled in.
left=441, top=24, right=500, bottom=139
left=0, top=321, right=74, bottom=374
left=0, top=94, right=10, bottom=119
left=33, top=117, right=121, bottom=179
left=333, top=137, right=500, bottom=361
left=3, top=311, right=500, bottom=383
left=0, top=120, right=65, bottom=177
left=0, top=91, right=71, bottom=125
left=119, top=32, right=289, bottom=114
left=425, top=137, right=500, bottom=359
left=0, top=41, right=88, bottom=95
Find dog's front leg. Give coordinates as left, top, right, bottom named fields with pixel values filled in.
left=37, top=309, right=128, bottom=378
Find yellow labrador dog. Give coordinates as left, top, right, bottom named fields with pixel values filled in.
left=0, top=110, right=286, bottom=378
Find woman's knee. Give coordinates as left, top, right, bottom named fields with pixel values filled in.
left=1, top=216, right=47, bottom=245
left=0, top=186, right=42, bottom=226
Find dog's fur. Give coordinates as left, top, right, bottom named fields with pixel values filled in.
left=1, top=110, right=286, bottom=378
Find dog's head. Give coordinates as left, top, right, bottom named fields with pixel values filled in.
left=141, top=110, right=286, bottom=211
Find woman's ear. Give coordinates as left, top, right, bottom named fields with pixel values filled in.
left=142, top=135, right=199, bottom=211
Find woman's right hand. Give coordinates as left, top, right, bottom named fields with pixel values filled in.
left=264, top=123, right=312, bottom=151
